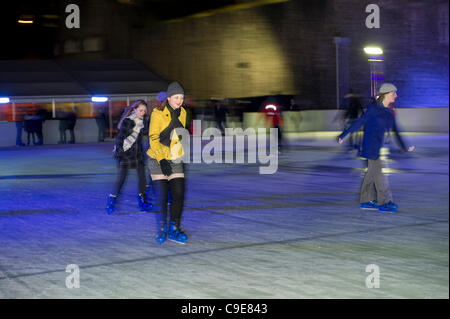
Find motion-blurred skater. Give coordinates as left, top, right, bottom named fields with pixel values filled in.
left=338, top=83, right=415, bottom=213
left=339, top=90, right=364, bottom=153
left=106, top=100, right=153, bottom=214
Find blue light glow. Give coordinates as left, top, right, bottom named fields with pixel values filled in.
left=91, top=96, right=108, bottom=102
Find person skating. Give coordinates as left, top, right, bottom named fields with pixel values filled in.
left=337, top=83, right=415, bottom=213
left=106, top=100, right=152, bottom=214
left=148, top=82, right=188, bottom=244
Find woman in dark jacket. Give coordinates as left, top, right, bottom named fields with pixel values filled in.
left=106, top=100, right=152, bottom=214
left=338, top=83, right=415, bottom=213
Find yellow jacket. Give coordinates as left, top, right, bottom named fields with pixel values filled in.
left=147, top=106, right=186, bottom=162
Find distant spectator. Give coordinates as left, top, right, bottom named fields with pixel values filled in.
left=15, top=107, right=25, bottom=146
left=24, top=109, right=43, bottom=146
left=95, top=104, right=107, bottom=142
left=214, top=101, right=228, bottom=135
left=58, top=106, right=77, bottom=144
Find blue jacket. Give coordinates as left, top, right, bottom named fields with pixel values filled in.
left=339, top=101, right=407, bottom=160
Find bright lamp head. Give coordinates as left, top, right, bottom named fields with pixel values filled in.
left=91, top=96, right=108, bottom=102
left=364, top=47, right=383, bottom=55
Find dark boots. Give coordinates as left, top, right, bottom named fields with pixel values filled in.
left=138, top=193, right=153, bottom=211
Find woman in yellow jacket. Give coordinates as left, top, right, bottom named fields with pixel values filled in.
left=148, top=82, right=188, bottom=244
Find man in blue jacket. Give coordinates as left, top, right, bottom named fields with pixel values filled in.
left=338, top=83, right=415, bottom=213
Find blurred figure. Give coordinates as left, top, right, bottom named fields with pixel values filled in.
left=287, top=97, right=303, bottom=131
left=214, top=100, right=228, bottom=135
left=106, top=100, right=152, bottom=214
left=15, top=106, right=25, bottom=146
left=288, top=98, right=300, bottom=111
left=35, top=107, right=48, bottom=145
left=58, top=108, right=69, bottom=144
left=24, top=108, right=43, bottom=146
left=95, top=104, right=107, bottom=142
left=338, top=83, right=415, bottom=213
left=340, top=90, right=364, bottom=153
left=67, top=106, right=77, bottom=144
left=256, top=97, right=284, bottom=150
left=58, top=106, right=77, bottom=144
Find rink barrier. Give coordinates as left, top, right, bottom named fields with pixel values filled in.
left=0, top=108, right=448, bottom=147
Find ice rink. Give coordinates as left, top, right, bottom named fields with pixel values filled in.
left=0, top=133, right=448, bottom=298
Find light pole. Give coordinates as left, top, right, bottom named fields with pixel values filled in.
left=364, top=46, right=384, bottom=98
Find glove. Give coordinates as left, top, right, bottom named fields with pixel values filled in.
left=113, top=146, right=123, bottom=158
left=159, top=159, right=173, bottom=176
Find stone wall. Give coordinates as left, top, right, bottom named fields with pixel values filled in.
left=58, top=0, right=449, bottom=108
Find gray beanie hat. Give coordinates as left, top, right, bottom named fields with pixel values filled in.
left=378, top=83, right=397, bottom=94
left=167, top=81, right=184, bottom=97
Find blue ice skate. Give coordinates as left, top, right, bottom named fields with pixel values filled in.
left=378, top=201, right=398, bottom=213
left=360, top=200, right=379, bottom=210
left=156, top=224, right=168, bottom=244
left=138, top=193, right=153, bottom=212
left=167, top=221, right=188, bottom=244
left=106, top=194, right=117, bottom=215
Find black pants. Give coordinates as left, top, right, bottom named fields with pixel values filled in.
left=155, top=178, right=185, bottom=227
left=112, top=162, right=147, bottom=196
left=27, top=131, right=37, bottom=145
left=16, top=121, right=24, bottom=145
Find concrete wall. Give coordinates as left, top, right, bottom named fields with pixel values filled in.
left=59, top=0, right=449, bottom=108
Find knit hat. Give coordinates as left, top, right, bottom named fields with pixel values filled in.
left=378, top=83, right=397, bottom=94
left=167, top=82, right=184, bottom=97
left=157, top=91, right=167, bottom=103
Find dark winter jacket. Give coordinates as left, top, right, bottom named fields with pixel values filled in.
left=339, top=101, right=407, bottom=160
left=114, top=117, right=149, bottom=168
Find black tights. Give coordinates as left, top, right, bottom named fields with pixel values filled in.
left=112, top=163, right=147, bottom=196
left=155, top=178, right=185, bottom=227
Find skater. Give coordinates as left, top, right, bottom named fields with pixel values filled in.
left=337, top=83, right=415, bottom=213
left=106, top=100, right=152, bottom=214
left=339, top=90, right=364, bottom=153
left=255, top=97, right=284, bottom=150
left=148, top=82, right=188, bottom=244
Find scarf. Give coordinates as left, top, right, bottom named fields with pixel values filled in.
left=122, top=114, right=144, bottom=152
left=159, top=105, right=184, bottom=147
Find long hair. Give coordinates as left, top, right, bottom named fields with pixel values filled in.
left=157, top=99, right=169, bottom=112
left=117, top=99, right=147, bottom=129
left=375, top=92, right=389, bottom=103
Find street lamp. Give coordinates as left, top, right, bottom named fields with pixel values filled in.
left=364, top=46, right=384, bottom=98
left=364, top=47, right=383, bottom=55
